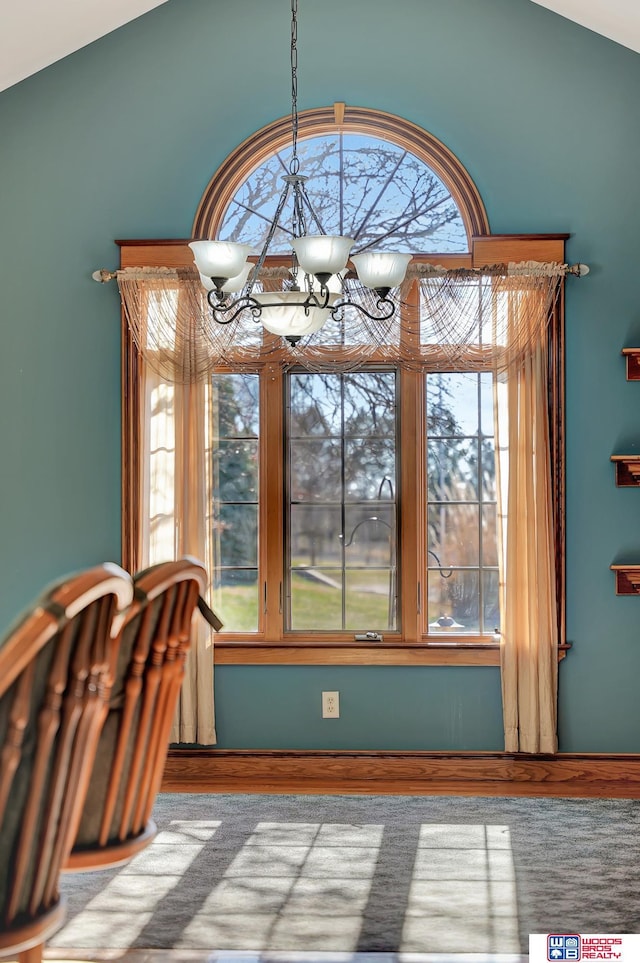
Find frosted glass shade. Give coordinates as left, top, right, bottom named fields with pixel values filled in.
left=254, top=291, right=337, bottom=338
left=291, top=235, right=354, bottom=277
left=351, top=252, right=412, bottom=290
left=189, top=240, right=252, bottom=280
left=198, top=263, right=252, bottom=293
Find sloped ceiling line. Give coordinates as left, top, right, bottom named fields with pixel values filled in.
left=0, top=0, right=638, bottom=95
left=0, top=0, right=169, bottom=93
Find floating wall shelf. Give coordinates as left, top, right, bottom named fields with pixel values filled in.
left=611, top=564, right=640, bottom=595
left=622, top=347, right=640, bottom=380
left=611, top=454, right=640, bottom=486
left=611, top=351, right=640, bottom=594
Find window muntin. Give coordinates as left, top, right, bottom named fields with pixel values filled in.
left=211, top=373, right=260, bottom=631
left=287, top=370, right=398, bottom=632
left=426, top=372, right=499, bottom=636
left=219, top=133, right=467, bottom=256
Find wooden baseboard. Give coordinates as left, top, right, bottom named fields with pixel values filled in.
left=161, top=749, right=640, bottom=798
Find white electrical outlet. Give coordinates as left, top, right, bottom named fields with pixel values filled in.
left=322, top=690, right=340, bottom=718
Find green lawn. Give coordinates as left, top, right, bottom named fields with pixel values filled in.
left=213, top=571, right=394, bottom=632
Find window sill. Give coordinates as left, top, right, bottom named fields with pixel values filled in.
left=213, top=640, right=571, bottom=666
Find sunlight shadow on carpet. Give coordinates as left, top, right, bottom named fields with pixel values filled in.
left=53, top=818, right=519, bottom=954
left=54, top=821, right=221, bottom=948
left=402, top=823, right=519, bottom=953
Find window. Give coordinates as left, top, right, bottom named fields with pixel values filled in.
left=218, top=131, right=468, bottom=254
left=426, top=372, right=498, bottom=636
left=212, top=358, right=500, bottom=641
left=211, top=373, right=260, bottom=632
left=122, top=107, right=565, bottom=666
left=287, top=370, right=398, bottom=633
left=205, top=362, right=504, bottom=650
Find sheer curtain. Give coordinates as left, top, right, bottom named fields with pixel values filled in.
left=136, top=286, right=217, bottom=746
left=122, top=263, right=563, bottom=753
left=417, top=269, right=561, bottom=752
left=494, top=284, right=559, bottom=753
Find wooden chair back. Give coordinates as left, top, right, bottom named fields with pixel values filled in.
left=65, top=557, right=208, bottom=871
left=0, top=564, right=133, bottom=963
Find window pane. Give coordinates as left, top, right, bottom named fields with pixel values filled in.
left=428, top=438, right=479, bottom=501
left=289, top=373, right=342, bottom=436
left=344, top=505, right=396, bottom=569
left=219, top=132, right=467, bottom=255
left=427, top=372, right=480, bottom=436
left=428, top=569, right=480, bottom=634
left=290, top=506, right=342, bottom=567
left=214, top=440, right=258, bottom=502
left=426, top=371, right=498, bottom=636
left=216, top=504, right=258, bottom=567
left=428, top=504, right=480, bottom=567
left=287, top=370, right=398, bottom=632
left=212, top=569, right=259, bottom=633
left=344, top=440, right=396, bottom=500
left=290, top=440, right=342, bottom=501
left=211, top=373, right=259, bottom=631
left=345, top=570, right=397, bottom=630
left=212, top=374, right=259, bottom=437
left=343, top=372, right=396, bottom=435
left=290, top=568, right=342, bottom=631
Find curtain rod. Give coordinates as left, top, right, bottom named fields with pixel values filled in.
left=91, top=262, right=590, bottom=283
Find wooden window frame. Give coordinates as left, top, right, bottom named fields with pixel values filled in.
left=120, top=236, right=568, bottom=667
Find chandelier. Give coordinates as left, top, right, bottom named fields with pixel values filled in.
left=188, top=0, right=412, bottom=344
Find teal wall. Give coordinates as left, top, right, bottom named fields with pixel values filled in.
left=1, top=0, right=640, bottom=751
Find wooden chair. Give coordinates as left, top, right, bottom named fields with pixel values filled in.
left=65, top=557, right=212, bottom=871
left=0, top=563, right=133, bottom=963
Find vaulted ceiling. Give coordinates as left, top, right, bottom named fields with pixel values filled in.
left=529, top=0, right=640, bottom=53
left=0, top=0, right=169, bottom=93
left=0, top=0, right=638, bottom=94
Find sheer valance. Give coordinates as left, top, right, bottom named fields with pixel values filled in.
left=116, top=261, right=568, bottom=382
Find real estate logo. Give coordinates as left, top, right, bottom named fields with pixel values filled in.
left=548, top=935, right=582, bottom=961
left=532, top=934, right=630, bottom=961
left=543, top=935, right=626, bottom=961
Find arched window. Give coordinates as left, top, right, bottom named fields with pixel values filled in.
left=192, top=105, right=489, bottom=248
left=120, top=106, right=566, bottom=684
left=217, top=131, right=467, bottom=255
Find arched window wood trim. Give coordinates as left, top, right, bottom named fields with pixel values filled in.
left=192, top=104, right=490, bottom=245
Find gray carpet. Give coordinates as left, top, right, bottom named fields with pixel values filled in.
left=52, top=793, right=640, bottom=955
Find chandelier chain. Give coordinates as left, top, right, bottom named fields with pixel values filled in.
left=247, top=180, right=293, bottom=296
left=289, top=0, right=299, bottom=175
left=185, top=0, right=419, bottom=342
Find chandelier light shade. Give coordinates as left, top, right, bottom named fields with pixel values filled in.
left=255, top=293, right=337, bottom=339
left=350, top=253, right=414, bottom=292
left=290, top=235, right=355, bottom=278
left=189, top=241, right=253, bottom=283
left=197, top=264, right=253, bottom=294
left=187, top=0, right=412, bottom=344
